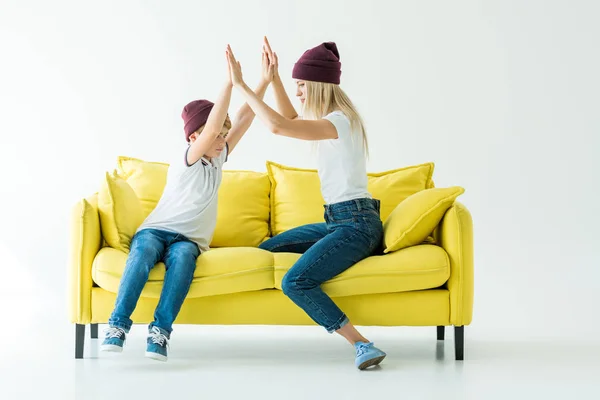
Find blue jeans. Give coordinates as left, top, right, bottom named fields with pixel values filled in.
left=108, top=229, right=200, bottom=336
left=259, top=198, right=383, bottom=333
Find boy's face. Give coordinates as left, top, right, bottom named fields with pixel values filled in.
left=189, top=124, right=229, bottom=159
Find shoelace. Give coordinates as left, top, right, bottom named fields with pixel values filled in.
left=148, top=326, right=170, bottom=348
left=355, top=342, right=373, bottom=357
left=104, top=327, right=125, bottom=339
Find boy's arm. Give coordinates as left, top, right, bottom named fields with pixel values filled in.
left=187, top=82, right=232, bottom=166
left=226, top=80, right=269, bottom=155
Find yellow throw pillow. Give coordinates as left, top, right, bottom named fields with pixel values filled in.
left=98, top=171, right=144, bottom=252
left=383, top=186, right=465, bottom=253
left=266, top=161, right=435, bottom=236
left=266, top=162, right=324, bottom=236
left=368, top=163, right=435, bottom=221
left=117, top=156, right=169, bottom=219
left=211, top=171, right=271, bottom=247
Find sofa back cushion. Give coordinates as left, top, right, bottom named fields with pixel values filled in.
left=116, top=156, right=270, bottom=247
left=266, top=161, right=435, bottom=236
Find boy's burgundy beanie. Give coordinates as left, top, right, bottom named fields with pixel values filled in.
left=182, top=99, right=214, bottom=142
left=292, top=42, right=341, bottom=85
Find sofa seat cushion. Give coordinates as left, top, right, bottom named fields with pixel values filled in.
left=92, top=247, right=275, bottom=298
left=273, top=245, right=449, bottom=297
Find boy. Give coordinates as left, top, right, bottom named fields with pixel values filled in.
left=101, top=50, right=273, bottom=361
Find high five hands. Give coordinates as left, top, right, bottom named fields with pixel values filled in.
left=226, top=37, right=279, bottom=88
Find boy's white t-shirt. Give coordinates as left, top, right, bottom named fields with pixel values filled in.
left=318, top=111, right=371, bottom=205
left=137, top=144, right=228, bottom=252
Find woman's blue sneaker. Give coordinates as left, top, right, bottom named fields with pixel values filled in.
left=354, top=341, right=386, bottom=370
left=145, top=326, right=170, bottom=362
left=100, top=327, right=127, bottom=352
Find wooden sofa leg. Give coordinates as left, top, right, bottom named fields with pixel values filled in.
left=454, top=326, right=464, bottom=361
left=75, top=324, right=85, bottom=359
left=90, top=323, right=98, bottom=339
left=437, top=326, right=445, bottom=340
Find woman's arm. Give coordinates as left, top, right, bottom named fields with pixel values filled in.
left=227, top=45, right=336, bottom=141
left=226, top=47, right=274, bottom=154
left=264, top=37, right=298, bottom=120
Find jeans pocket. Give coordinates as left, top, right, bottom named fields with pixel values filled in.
left=357, top=214, right=383, bottom=251
left=327, top=208, right=357, bottom=225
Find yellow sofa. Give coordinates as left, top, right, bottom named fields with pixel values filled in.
left=69, top=158, right=474, bottom=360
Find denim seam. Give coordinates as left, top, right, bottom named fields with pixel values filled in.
left=287, top=280, right=333, bottom=328
left=293, top=229, right=362, bottom=330
left=109, top=321, right=131, bottom=333
left=267, top=239, right=321, bottom=252
left=327, top=313, right=350, bottom=333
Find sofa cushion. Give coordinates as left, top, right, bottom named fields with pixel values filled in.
left=116, top=156, right=271, bottom=247
left=383, top=186, right=465, bottom=253
left=211, top=171, right=271, bottom=247
left=266, top=161, right=435, bottom=236
left=117, top=156, right=169, bottom=220
left=273, top=244, right=449, bottom=297
left=97, top=171, right=144, bottom=252
left=92, top=247, right=275, bottom=298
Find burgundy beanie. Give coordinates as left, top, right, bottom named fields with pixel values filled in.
left=292, top=42, right=341, bottom=85
left=181, top=99, right=214, bottom=142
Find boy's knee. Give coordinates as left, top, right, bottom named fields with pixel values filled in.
left=170, top=244, right=199, bottom=267
left=128, top=245, right=160, bottom=266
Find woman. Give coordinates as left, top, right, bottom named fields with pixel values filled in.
left=226, top=38, right=386, bottom=370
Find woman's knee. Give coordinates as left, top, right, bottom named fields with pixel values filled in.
left=281, top=273, right=298, bottom=297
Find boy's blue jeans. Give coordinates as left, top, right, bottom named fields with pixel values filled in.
left=259, top=198, right=383, bottom=333
left=108, top=229, right=200, bottom=335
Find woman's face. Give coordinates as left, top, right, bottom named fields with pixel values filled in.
left=295, top=80, right=306, bottom=104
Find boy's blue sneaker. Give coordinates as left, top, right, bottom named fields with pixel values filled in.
left=100, top=327, right=127, bottom=352
left=145, top=326, right=170, bottom=362
left=354, top=341, right=386, bottom=370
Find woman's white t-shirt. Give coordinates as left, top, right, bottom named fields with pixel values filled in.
left=317, top=111, right=371, bottom=205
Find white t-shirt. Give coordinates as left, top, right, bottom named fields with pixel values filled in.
left=137, top=144, right=228, bottom=252
left=317, top=111, right=371, bottom=204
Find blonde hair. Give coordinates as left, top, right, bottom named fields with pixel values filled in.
left=194, top=114, right=232, bottom=136
left=303, top=81, right=369, bottom=156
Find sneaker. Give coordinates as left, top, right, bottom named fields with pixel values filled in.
left=101, top=327, right=127, bottom=352
left=145, top=326, right=169, bottom=362
left=354, top=341, right=386, bottom=370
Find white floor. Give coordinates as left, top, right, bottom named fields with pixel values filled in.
left=1, top=323, right=599, bottom=400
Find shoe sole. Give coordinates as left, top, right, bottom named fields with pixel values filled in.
left=145, top=351, right=167, bottom=362
left=101, top=344, right=123, bottom=353
left=358, top=354, right=386, bottom=370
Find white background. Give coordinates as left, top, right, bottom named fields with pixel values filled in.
left=1, top=0, right=599, bottom=344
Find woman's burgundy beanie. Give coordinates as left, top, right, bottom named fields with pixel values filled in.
left=181, top=99, right=214, bottom=142
left=292, top=42, right=341, bottom=85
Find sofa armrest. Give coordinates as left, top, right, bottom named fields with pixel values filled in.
left=69, top=194, right=102, bottom=324
left=436, top=202, right=474, bottom=326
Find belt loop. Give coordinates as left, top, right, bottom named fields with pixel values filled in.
left=355, top=199, right=361, bottom=211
